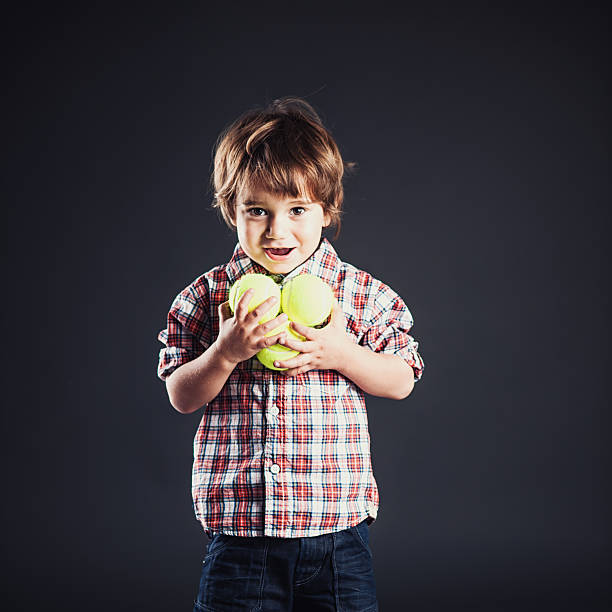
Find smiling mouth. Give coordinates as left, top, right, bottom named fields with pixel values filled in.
left=264, top=247, right=295, bottom=260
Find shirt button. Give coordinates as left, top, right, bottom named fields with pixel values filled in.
left=269, top=405, right=279, bottom=416
left=270, top=463, right=281, bottom=474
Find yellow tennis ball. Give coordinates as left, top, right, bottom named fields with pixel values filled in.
left=281, top=274, right=333, bottom=327
left=229, top=273, right=281, bottom=324
left=256, top=325, right=305, bottom=371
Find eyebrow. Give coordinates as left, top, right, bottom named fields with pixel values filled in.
left=241, top=198, right=309, bottom=206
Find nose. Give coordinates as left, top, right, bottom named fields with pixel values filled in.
left=265, top=214, right=288, bottom=238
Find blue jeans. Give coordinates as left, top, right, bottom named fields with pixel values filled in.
left=193, top=519, right=378, bottom=611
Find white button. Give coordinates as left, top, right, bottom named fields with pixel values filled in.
left=270, top=463, right=281, bottom=474
left=269, top=405, right=279, bottom=416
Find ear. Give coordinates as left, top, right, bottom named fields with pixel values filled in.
left=322, top=210, right=331, bottom=228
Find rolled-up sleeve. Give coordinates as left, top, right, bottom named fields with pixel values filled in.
left=157, top=283, right=211, bottom=381
left=360, top=283, right=425, bottom=383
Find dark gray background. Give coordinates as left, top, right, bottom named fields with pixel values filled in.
left=4, top=4, right=610, bottom=611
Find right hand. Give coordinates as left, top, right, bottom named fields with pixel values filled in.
left=215, top=289, right=288, bottom=365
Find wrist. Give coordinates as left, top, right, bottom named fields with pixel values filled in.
left=211, top=339, right=241, bottom=370
left=333, top=337, right=361, bottom=376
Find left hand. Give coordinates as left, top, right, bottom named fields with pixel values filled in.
left=274, top=299, right=354, bottom=376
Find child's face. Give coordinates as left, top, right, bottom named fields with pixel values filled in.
left=232, top=186, right=331, bottom=274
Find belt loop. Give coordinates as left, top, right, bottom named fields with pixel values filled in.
left=331, top=532, right=340, bottom=610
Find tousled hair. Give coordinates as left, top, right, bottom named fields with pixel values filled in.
left=211, top=97, right=356, bottom=239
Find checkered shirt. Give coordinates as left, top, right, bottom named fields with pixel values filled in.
left=157, top=238, right=425, bottom=538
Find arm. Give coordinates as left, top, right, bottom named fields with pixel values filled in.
left=335, top=343, right=414, bottom=400
left=275, top=300, right=416, bottom=400
left=165, top=341, right=238, bottom=414
left=166, top=291, right=288, bottom=414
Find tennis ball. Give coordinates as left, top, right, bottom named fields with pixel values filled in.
left=256, top=325, right=305, bottom=371
left=280, top=274, right=333, bottom=327
left=228, top=273, right=281, bottom=324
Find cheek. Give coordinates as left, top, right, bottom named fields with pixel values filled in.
left=239, top=220, right=258, bottom=237
left=308, top=222, right=325, bottom=238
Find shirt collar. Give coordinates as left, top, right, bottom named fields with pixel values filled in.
left=225, top=237, right=342, bottom=289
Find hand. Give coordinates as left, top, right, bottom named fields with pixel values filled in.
left=215, top=289, right=288, bottom=365
left=274, top=299, right=354, bottom=376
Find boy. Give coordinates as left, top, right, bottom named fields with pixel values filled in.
left=157, top=97, right=425, bottom=611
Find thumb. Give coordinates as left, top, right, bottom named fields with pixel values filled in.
left=218, top=301, right=233, bottom=323
left=330, top=298, right=344, bottom=323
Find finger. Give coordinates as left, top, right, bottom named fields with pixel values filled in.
left=274, top=353, right=311, bottom=370
left=280, top=364, right=314, bottom=377
left=289, top=320, right=317, bottom=340
left=249, top=295, right=280, bottom=322
left=329, top=298, right=344, bottom=322
left=256, top=331, right=286, bottom=350
left=218, top=301, right=233, bottom=322
left=235, top=289, right=255, bottom=318
left=259, top=312, right=289, bottom=335
left=279, top=334, right=312, bottom=352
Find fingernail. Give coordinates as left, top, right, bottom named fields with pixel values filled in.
left=274, top=362, right=280, bottom=367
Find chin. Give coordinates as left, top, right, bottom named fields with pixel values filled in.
left=260, top=255, right=297, bottom=273
left=265, top=263, right=292, bottom=274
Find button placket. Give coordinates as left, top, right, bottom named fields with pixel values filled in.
left=267, top=404, right=280, bottom=476
left=263, top=378, right=281, bottom=478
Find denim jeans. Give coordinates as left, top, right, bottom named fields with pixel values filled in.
left=193, top=519, right=378, bottom=611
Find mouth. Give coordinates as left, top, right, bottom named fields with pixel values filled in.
left=264, top=247, right=295, bottom=261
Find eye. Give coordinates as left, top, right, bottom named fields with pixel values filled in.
left=290, top=206, right=306, bottom=215
left=247, top=207, right=267, bottom=217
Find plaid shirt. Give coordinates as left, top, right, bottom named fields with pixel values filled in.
left=157, top=238, right=424, bottom=538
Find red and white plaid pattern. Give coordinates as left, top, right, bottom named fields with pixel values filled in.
left=157, top=238, right=424, bottom=538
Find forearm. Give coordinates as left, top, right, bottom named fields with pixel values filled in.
left=336, top=342, right=414, bottom=400
left=165, top=341, right=237, bottom=414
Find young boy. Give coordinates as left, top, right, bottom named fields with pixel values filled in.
left=157, top=97, right=425, bottom=611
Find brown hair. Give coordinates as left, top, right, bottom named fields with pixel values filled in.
left=211, top=96, right=356, bottom=239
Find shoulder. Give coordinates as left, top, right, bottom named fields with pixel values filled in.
left=336, top=258, right=398, bottom=302
left=170, top=262, right=230, bottom=312
left=335, top=258, right=411, bottom=324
